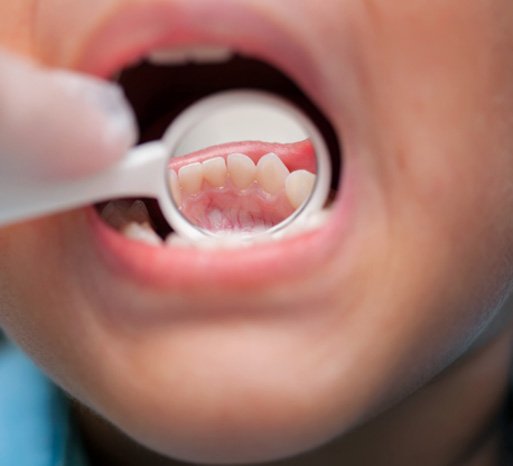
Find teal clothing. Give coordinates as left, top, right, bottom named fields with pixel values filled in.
left=0, top=338, right=89, bottom=466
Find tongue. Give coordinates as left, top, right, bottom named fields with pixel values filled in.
left=168, top=139, right=316, bottom=232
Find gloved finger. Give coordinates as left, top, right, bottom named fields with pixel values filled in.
left=0, top=51, right=138, bottom=180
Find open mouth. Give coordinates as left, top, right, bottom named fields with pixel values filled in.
left=68, top=4, right=351, bottom=289
left=94, top=47, right=341, bottom=246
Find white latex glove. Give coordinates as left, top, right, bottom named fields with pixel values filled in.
left=0, top=51, right=137, bottom=181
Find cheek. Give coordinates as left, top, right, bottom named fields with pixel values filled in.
left=349, top=0, right=513, bottom=316
left=0, top=218, right=94, bottom=390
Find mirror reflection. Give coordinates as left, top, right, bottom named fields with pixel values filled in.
left=164, top=96, right=318, bottom=235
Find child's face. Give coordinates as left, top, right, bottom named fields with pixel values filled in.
left=2, top=1, right=513, bottom=464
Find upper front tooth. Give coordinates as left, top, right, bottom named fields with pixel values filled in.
left=178, top=163, right=204, bottom=195
left=285, top=170, right=316, bottom=209
left=227, top=153, right=257, bottom=189
left=148, top=46, right=233, bottom=65
left=256, top=153, right=290, bottom=195
left=190, top=46, right=233, bottom=63
left=202, top=157, right=227, bottom=187
left=148, top=49, right=189, bottom=65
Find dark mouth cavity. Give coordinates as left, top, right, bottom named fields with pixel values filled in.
left=96, top=53, right=341, bottom=239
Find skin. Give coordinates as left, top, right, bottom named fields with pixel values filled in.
left=1, top=0, right=513, bottom=465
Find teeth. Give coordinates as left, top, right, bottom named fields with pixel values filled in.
left=285, top=170, right=316, bottom=209
left=165, top=232, right=248, bottom=250
left=178, top=163, right=204, bottom=195
left=196, top=235, right=253, bottom=250
left=122, top=222, right=162, bottom=246
left=174, top=155, right=317, bottom=206
left=227, top=153, right=257, bottom=189
left=273, top=208, right=331, bottom=239
left=190, top=46, right=234, bottom=63
left=148, top=46, right=233, bottom=65
left=256, top=152, right=290, bottom=195
left=168, top=170, right=182, bottom=205
left=165, top=231, right=254, bottom=250
left=165, top=233, right=193, bottom=248
left=147, top=49, right=189, bottom=65
left=202, top=157, right=227, bottom=187
left=101, top=200, right=151, bottom=229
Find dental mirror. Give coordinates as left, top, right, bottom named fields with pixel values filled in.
left=159, top=90, right=331, bottom=241
left=0, top=90, right=331, bottom=243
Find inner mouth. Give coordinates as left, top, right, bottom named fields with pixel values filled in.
left=95, top=47, right=341, bottom=245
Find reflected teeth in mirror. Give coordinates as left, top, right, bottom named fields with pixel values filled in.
left=256, top=152, right=290, bottom=195
left=122, top=222, right=162, bottom=246
left=174, top=154, right=317, bottom=208
left=285, top=170, right=316, bottom=209
left=178, top=162, right=204, bottom=195
left=202, top=157, right=227, bottom=187
left=168, top=170, right=182, bottom=205
left=148, top=46, right=234, bottom=65
left=227, top=153, right=257, bottom=189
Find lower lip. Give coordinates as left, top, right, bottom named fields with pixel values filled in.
left=87, top=180, right=351, bottom=291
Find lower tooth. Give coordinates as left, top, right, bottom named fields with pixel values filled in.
left=122, top=222, right=162, bottom=246
left=163, top=209, right=331, bottom=249
left=165, top=231, right=255, bottom=250
left=165, top=233, right=193, bottom=248
left=275, top=208, right=331, bottom=238
left=195, top=235, right=253, bottom=250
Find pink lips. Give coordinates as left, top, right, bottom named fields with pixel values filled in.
left=75, top=1, right=349, bottom=292
left=71, top=2, right=317, bottom=93
left=88, top=207, right=340, bottom=290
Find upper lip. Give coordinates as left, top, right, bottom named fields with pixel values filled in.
left=70, top=1, right=323, bottom=107
left=59, top=0, right=349, bottom=291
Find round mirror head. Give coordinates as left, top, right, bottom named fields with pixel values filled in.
left=160, top=90, right=331, bottom=241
